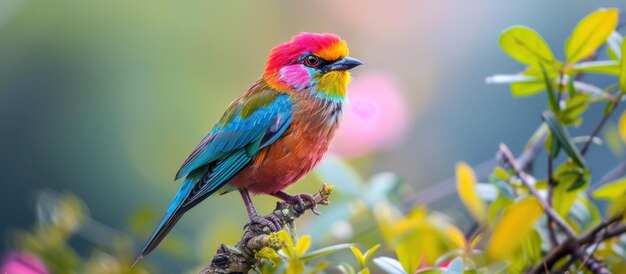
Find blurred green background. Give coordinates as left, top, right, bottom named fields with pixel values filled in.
left=0, top=0, right=621, bottom=272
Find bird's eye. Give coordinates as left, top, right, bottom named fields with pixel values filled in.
left=304, top=55, right=321, bottom=67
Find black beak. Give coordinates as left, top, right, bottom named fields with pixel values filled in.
left=325, top=57, right=363, bottom=72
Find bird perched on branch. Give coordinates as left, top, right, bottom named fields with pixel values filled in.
left=132, top=32, right=362, bottom=266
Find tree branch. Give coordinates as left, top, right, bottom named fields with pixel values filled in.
left=499, top=144, right=615, bottom=274
left=200, top=184, right=334, bottom=274
left=499, top=144, right=576, bottom=239
left=527, top=216, right=624, bottom=274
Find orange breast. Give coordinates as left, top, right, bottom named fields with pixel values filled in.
left=228, top=101, right=342, bottom=194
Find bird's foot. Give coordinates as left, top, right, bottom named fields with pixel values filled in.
left=288, top=193, right=319, bottom=215
left=249, top=214, right=282, bottom=232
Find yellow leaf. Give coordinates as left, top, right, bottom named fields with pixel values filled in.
left=604, top=124, right=624, bottom=158
left=593, top=177, right=626, bottom=200
left=362, top=244, right=381, bottom=266
left=499, top=26, right=555, bottom=66
left=286, top=258, right=304, bottom=274
left=621, top=36, right=626, bottom=92
left=374, top=202, right=401, bottom=244
left=360, top=269, right=371, bottom=274
left=296, top=235, right=311, bottom=257
left=446, top=225, right=466, bottom=249
left=271, top=230, right=295, bottom=257
left=619, top=112, right=626, bottom=142
left=487, top=197, right=543, bottom=260
left=456, top=162, right=488, bottom=223
left=565, top=8, right=619, bottom=63
left=350, top=246, right=365, bottom=267
left=309, top=261, right=330, bottom=274
left=470, top=234, right=482, bottom=249
left=395, top=223, right=447, bottom=272
left=255, top=247, right=281, bottom=267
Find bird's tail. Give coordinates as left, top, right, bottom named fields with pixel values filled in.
left=130, top=177, right=196, bottom=267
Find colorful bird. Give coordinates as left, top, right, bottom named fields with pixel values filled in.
left=132, top=32, right=362, bottom=265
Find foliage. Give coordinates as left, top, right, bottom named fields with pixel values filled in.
left=6, top=7, right=626, bottom=274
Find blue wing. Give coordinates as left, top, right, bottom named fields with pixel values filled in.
left=133, top=88, right=293, bottom=265
left=175, top=91, right=293, bottom=180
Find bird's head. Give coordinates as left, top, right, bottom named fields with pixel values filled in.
left=263, top=32, right=362, bottom=101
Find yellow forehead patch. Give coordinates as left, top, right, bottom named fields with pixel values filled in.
left=315, top=40, right=349, bottom=61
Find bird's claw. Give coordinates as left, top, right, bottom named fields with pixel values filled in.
left=250, top=214, right=282, bottom=232
left=290, top=193, right=319, bottom=215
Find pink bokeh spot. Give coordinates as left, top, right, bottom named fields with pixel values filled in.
left=331, top=72, right=411, bottom=158
left=1, top=251, right=49, bottom=274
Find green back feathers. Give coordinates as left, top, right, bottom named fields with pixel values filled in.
left=218, top=89, right=280, bottom=128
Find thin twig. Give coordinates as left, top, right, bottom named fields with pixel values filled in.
left=546, top=153, right=558, bottom=249
left=576, top=224, right=609, bottom=273
left=581, top=93, right=623, bottom=155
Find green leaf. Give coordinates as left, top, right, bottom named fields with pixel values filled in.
left=492, top=166, right=510, bottom=182
left=542, top=111, right=586, bottom=168
left=565, top=8, right=619, bottom=63
left=570, top=196, right=601, bottom=231
left=559, top=93, right=590, bottom=126
left=553, top=178, right=580, bottom=217
left=499, top=26, right=555, bottom=66
left=487, top=197, right=543, bottom=260
left=489, top=194, right=512, bottom=223
left=566, top=174, right=587, bottom=191
left=511, top=81, right=545, bottom=97
left=567, top=74, right=577, bottom=97
left=592, top=177, right=626, bottom=201
left=573, top=60, right=620, bottom=75
left=300, top=243, right=353, bottom=261
left=443, top=257, right=464, bottom=274
left=540, top=65, right=559, bottom=112
left=592, top=177, right=626, bottom=217
left=373, top=257, right=408, bottom=274
left=522, top=229, right=542, bottom=265
left=545, top=131, right=561, bottom=159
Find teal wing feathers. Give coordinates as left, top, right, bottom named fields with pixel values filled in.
left=175, top=89, right=293, bottom=180
left=133, top=87, right=293, bottom=265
